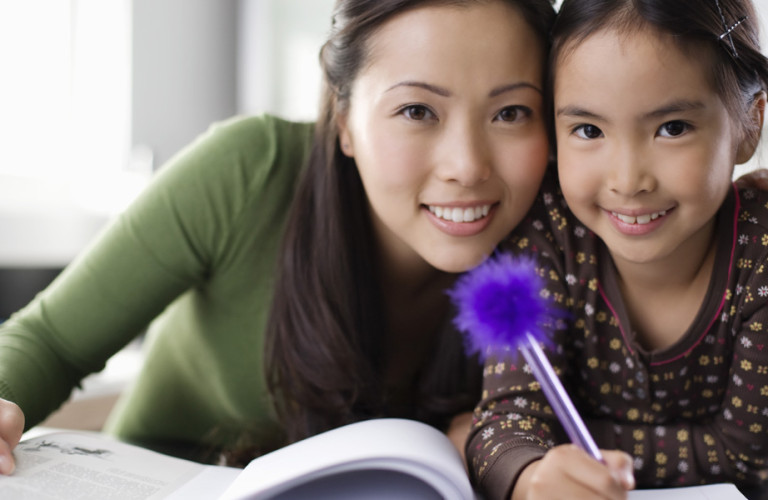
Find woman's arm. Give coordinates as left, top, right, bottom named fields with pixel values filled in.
left=0, top=115, right=301, bottom=437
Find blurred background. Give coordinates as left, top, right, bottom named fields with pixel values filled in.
left=1, top=0, right=767, bottom=429
left=0, top=0, right=335, bottom=315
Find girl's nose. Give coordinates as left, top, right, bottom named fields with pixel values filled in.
left=436, top=122, right=491, bottom=187
left=607, top=144, right=656, bottom=197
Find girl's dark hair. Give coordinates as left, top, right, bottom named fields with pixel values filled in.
left=262, top=0, right=556, bottom=447
left=551, top=0, right=768, bottom=143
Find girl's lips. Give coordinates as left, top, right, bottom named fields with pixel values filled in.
left=610, top=209, right=667, bottom=225
left=424, top=203, right=496, bottom=237
left=606, top=207, right=673, bottom=235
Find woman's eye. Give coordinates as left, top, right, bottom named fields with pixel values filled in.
left=495, top=106, right=530, bottom=123
left=657, top=120, right=690, bottom=138
left=574, top=124, right=603, bottom=139
left=401, top=105, right=434, bottom=121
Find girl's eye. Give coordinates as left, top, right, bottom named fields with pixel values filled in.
left=400, top=104, right=435, bottom=121
left=657, top=120, right=690, bottom=138
left=573, top=124, right=603, bottom=139
left=495, top=106, right=530, bottom=123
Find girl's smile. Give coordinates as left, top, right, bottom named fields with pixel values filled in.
left=605, top=207, right=672, bottom=236
left=554, top=26, right=745, bottom=271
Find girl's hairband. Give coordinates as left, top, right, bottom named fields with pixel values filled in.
left=715, top=0, right=748, bottom=58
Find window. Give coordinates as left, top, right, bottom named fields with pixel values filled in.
left=0, top=0, right=131, bottom=183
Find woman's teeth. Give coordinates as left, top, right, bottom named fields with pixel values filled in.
left=612, top=210, right=667, bottom=225
left=429, top=204, right=490, bottom=223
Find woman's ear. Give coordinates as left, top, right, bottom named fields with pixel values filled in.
left=736, top=91, right=767, bottom=164
left=337, top=111, right=355, bottom=158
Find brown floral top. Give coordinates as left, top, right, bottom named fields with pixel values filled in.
left=467, top=174, right=768, bottom=500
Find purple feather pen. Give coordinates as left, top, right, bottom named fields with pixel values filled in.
left=449, top=252, right=604, bottom=462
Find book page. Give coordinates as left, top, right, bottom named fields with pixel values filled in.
left=629, top=483, right=747, bottom=499
left=1, top=431, right=238, bottom=499
left=218, top=418, right=475, bottom=500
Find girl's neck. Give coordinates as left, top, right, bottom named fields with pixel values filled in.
left=611, top=218, right=718, bottom=351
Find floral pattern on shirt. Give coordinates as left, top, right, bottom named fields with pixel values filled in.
left=467, top=175, right=768, bottom=499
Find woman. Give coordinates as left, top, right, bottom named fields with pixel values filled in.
left=0, top=0, right=556, bottom=474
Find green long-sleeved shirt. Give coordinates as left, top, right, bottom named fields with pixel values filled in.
left=0, top=114, right=315, bottom=455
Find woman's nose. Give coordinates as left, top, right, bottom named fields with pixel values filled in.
left=436, top=122, right=491, bottom=186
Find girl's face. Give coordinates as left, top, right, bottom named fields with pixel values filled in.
left=554, top=27, right=754, bottom=269
left=338, top=1, right=548, bottom=274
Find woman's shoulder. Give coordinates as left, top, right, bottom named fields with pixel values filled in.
left=151, top=113, right=316, bottom=197
left=195, top=113, right=315, bottom=166
left=205, top=113, right=315, bottom=143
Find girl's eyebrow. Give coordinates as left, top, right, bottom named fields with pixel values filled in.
left=556, top=105, right=601, bottom=119
left=556, top=100, right=707, bottom=121
left=641, top=99, right=706, bottom=120
left=386, top=81, right=542, bottom=98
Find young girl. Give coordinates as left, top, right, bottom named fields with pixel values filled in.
left=0, top=0, right=556, bottom=475
left=467, top=0, right=768, bottom=498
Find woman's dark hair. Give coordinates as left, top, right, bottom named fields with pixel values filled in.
left=551, top=0, right=768, bottom=143
left=262, top=0, right=556, bottom=447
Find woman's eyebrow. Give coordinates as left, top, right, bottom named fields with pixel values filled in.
left=386, top=81, right=451, bottom=96
left=489, top=82, right=542, bottom=97
left=385, top=81, right=542, bottom=98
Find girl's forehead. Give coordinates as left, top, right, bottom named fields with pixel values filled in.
left=556, top=25, right=717, bottom=86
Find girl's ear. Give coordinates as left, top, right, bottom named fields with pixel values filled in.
left=736, top=91, right=767, bottom=164
left=337, top=111, right=355, bottom=158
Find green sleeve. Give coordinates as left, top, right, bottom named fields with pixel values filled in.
left=0, top=114, right=314, bottom=430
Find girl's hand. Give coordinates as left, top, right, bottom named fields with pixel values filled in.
left=513, top=445, right=634, bottom=500
left=446, top=411, right=473, bottom=468
left=0, top=398, right=24, bottom=475
left=734, top=168, right=768, bottom=191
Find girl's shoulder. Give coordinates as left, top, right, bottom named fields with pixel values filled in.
left=735, top=185, right=768, bottom=231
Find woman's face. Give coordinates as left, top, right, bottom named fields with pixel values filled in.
left=338, top=1, right=549, bottom=274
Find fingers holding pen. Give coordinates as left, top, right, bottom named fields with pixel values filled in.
left=516, top=445, right=634, bottom=500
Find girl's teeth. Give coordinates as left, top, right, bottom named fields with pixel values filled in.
left=612, top=210, right=666, bottom=225
left=429, top=204, right=491, bottom=223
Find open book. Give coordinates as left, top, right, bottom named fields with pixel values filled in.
left=3, top=418, right=473, bottom=499
left=2, top=418, right=748, bottom=499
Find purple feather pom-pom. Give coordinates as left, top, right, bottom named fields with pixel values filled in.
left=449, top=253, right=553, bottom=360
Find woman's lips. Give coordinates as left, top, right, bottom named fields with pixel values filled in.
left=424, top=203, right=496, bottom=236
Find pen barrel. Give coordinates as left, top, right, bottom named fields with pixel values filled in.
left=520, top=332, right=604, bottom=462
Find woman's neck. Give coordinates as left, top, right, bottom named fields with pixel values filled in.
left=376, top=248, right=457, bottom=384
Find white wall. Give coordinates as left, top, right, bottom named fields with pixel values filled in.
left=238, top=0, right=336, bottom=120
left=741, top=0, right=768, bottom=174
left=132, top=0, right=239, bottom=169
left=1, top=0, right=767, bottom=268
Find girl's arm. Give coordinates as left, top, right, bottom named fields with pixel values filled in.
left=466, top=175, right=636, bottom=498
left=467, top=329, right=634, bottom=500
